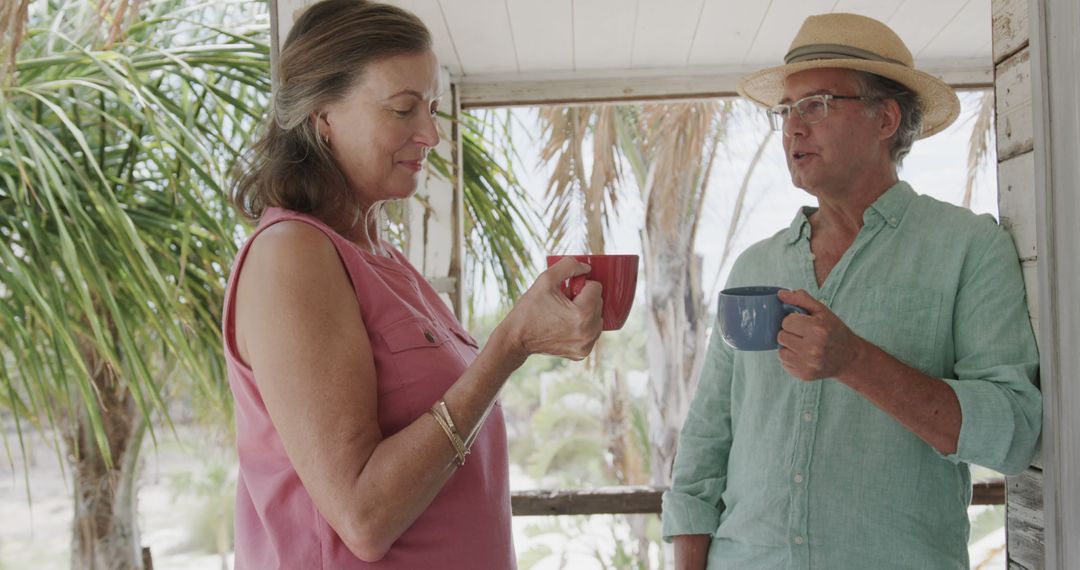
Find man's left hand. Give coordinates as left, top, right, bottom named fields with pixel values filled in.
left=776, top=289, right=864, bottom=381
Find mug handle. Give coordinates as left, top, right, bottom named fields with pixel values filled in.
left=561, top=275, right=588, bottom=300
left=782, top=303, right=809, bottom=315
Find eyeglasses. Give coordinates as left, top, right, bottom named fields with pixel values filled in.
left=767, top=93, right=875, bottom=131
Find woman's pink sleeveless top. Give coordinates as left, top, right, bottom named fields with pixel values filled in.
left=222, top=207, right=514, bottom=569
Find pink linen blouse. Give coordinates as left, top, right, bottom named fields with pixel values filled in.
left=222, top=207, right=515, bottom=569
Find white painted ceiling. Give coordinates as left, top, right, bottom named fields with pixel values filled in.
left=384, top=0, right=991, bottom=84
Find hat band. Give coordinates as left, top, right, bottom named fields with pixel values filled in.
left=785, top=43, right=909, bottom=68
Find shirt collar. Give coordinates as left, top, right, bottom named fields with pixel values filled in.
left=784, top=206, right=815, bottom=244
left=866, top=180, right=916, bottom=228
left=783, top=180, right=916, bottom=244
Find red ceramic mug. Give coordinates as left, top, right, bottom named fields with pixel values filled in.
left=545, top=254, right=639, bottom=331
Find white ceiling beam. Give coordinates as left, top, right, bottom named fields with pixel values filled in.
left=456, top=60, right=993, bottom=108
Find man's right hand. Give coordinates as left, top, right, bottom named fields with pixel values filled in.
left=673, top=534, right=711, bottom=569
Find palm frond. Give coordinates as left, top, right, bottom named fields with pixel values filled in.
left=427, top=109, right=541, bottom=305
left=639, top=101, right=720, bottom=248
left=538, top=106, right=592, bottom=252
left=963, top=89, right=994, bottom=209
left=0, top=0, right=271, bottom=461
left=0, top=0, right=30, bottom=80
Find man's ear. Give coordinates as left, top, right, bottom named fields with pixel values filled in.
left=878, top=98, right=902, bottom=141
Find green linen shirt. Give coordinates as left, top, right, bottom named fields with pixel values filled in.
left=662, top=182, right=1042, bottom=569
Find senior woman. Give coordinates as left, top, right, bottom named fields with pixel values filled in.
left=223, top=0, right=603, bottom=567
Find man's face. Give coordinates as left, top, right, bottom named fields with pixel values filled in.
left=779, top=68, right=889, bottom=196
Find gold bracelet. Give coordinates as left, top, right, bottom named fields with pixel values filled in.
left=436, top=401, right=469, bottom=463
left=428, top=400, right=468, bottom=466
left=429, top=409, right=467, bottom=466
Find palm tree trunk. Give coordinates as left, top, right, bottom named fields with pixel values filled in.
left=66, top=335, right=148, bottom=570
left=643, top=247, right=708, bottom=489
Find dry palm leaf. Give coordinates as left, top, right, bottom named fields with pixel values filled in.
left=963, top=90, right=994, bottom=209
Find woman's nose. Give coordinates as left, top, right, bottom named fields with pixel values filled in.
left=416, top=111, right=440, bottom=148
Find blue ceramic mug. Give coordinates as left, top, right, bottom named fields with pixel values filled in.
left=718, top=286, right=808, bottom=351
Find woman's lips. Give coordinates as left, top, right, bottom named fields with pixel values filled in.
left=398, top=160, right=424, bottom=172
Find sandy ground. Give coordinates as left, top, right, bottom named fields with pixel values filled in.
left=0, top=424, right=233, bottom=570
left=1, top=424, right=1006, bottom=569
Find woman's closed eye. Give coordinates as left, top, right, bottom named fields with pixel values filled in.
left=391, top=107, right=415, bottom=118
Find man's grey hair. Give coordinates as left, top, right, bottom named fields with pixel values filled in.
left=853, top=71, right=924, bottom=167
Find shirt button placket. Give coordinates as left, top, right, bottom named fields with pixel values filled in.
left=790, top=389, right=819, bottom=568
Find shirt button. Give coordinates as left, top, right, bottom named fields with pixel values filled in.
left=794, top=535, right=805, bottom=545
left=802, top=412, right=813, bottom=422
left=424, top=330, right=436, bottom=343
left=809, top=253, right=816, bottom=261
left=794, top=472, right=804, bottom=483
left=890, top=216, right=898, bottom=225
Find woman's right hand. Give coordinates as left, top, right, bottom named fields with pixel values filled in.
left=498, top=257, right=604, bottom=362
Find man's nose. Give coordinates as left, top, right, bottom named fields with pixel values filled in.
left=784, top=111, right=808, bottom=138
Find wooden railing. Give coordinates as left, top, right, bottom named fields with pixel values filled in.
left=511, top=480, right=1005, bottom=516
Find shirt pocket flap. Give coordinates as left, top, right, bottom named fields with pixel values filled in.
left=450, top=326, right=480, bottom=349
left=382, top=318, right=450, bottom=353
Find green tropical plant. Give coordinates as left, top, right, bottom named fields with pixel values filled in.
left=1, top=1, right=548, bottom=567
left=0, top=1, right=269, bottom=566
left=428, top=109, right=542, bottom=307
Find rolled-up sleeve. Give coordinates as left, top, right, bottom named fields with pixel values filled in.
left=940, top=224, right=1042, bottom=475
left=662, top=319, right=736, bottom=540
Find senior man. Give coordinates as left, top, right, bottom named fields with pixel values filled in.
left=662, top=13, right=1042, bottom=569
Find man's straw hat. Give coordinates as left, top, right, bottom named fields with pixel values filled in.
left=737, top=13, right=961, bottom=139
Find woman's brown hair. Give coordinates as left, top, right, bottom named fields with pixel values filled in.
left=232, top=0, right=431, bottom=232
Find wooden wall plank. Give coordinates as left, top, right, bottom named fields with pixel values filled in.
left=512, top=486, right=664, bottom=516
left=1030, top=0, right=1080, bottom=565
left=993, top=0, right=1029, bottom=64
left=509, top=483, right=1004, bottom=516
left=1023, top=263, right=1041, bottom=348
left=995, top=47, right=1034, bottom=161
left=998, top=150, right=1038, bottom=261
left=1007, top=468, right=1046, bottom=570
left=992, top=1, right=1046, bottom=566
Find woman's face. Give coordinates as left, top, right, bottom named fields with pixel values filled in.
left=318, top=49, right=441, bottom=207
